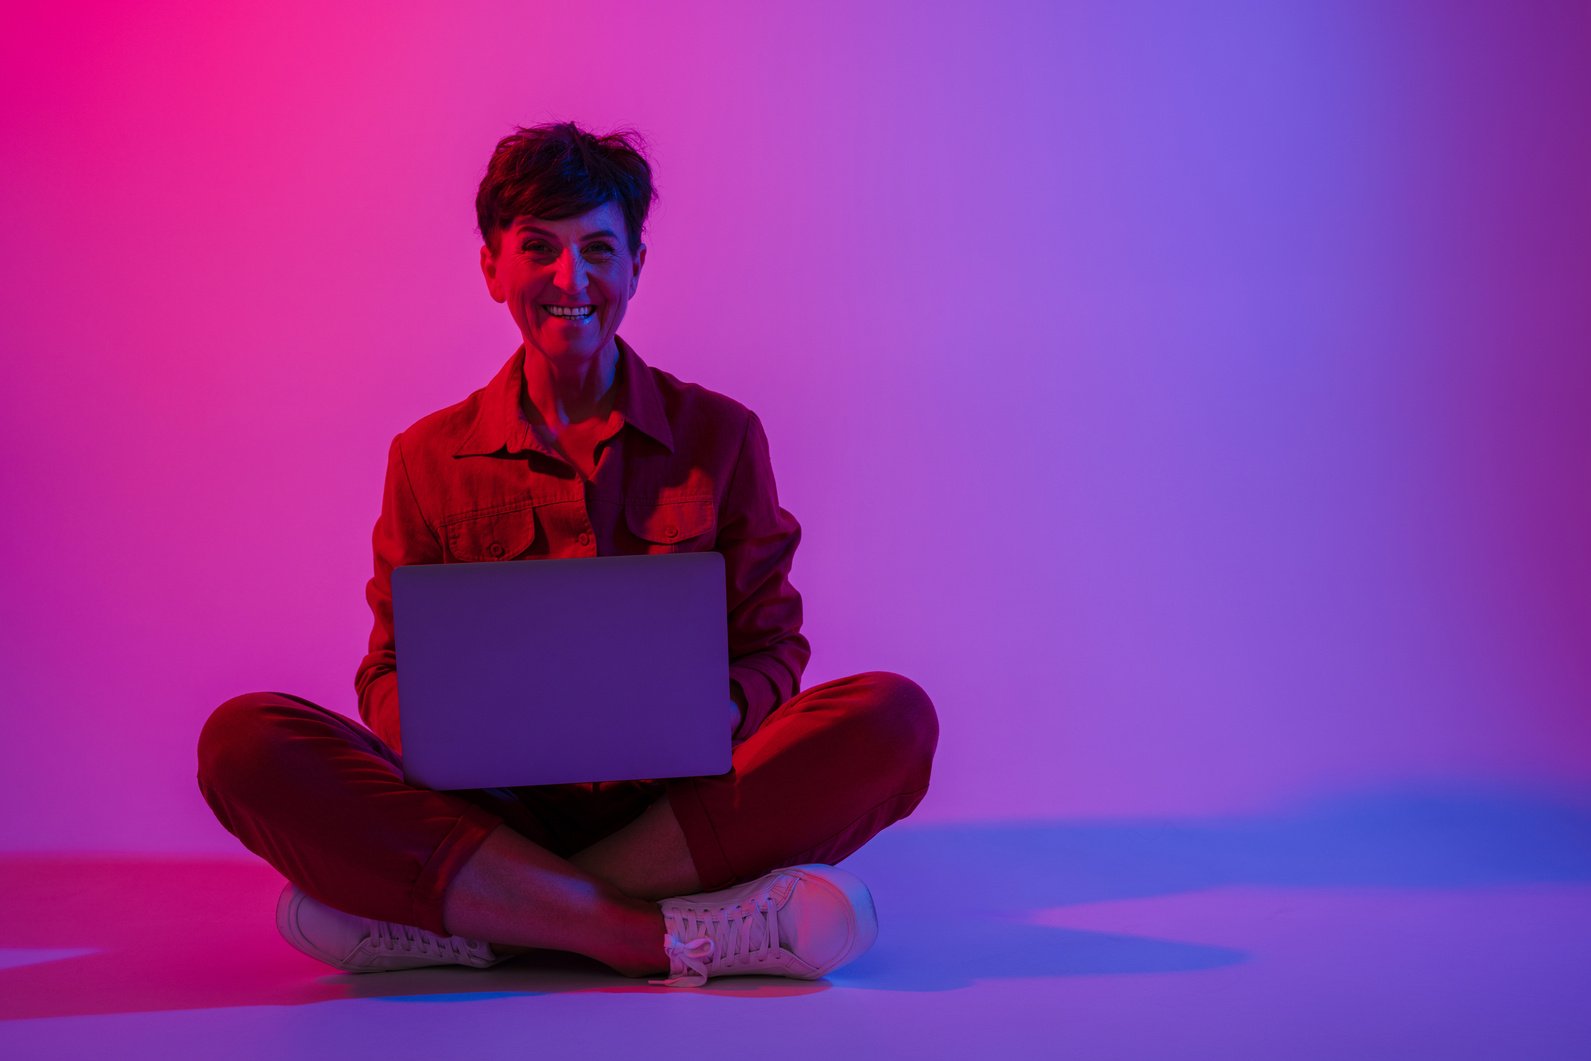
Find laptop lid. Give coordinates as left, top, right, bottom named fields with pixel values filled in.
left=391, top=551, right=731, bottom=791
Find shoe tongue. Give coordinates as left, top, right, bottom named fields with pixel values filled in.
left=769, top=874, right=797, bottom=906
left=768, top=872, right=809, bottom=951
left=721, top=878, right=793, bottom=953
left=771, top=871, right=847, bottom=966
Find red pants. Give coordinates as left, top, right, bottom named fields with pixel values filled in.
left=196, top=671, right=937, bottom=936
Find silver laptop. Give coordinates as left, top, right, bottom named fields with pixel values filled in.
left=391, top=552, right=732, bottom=791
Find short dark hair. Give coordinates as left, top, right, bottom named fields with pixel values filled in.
left=475, top=121, right=657, bottom=257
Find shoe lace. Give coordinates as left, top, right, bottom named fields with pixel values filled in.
left=368, top=918, right=494, bottom=965
left=649, top=897, right=779, bottom=988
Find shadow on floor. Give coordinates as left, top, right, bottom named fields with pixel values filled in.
left=2, top=779, right=1588, bottom=1019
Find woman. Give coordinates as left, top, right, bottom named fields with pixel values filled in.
left=197, top=121, right=938, bottom=988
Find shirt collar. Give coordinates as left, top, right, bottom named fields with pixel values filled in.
left=453, top=335, right=674, bottom=457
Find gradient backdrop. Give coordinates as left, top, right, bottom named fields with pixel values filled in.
left=1, top=0, right=1587, bottom=855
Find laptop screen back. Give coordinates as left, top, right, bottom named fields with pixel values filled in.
left=392, top=551, right=731, bottom=790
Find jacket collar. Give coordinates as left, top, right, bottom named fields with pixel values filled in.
left=453, top=335, right=674, bottom=457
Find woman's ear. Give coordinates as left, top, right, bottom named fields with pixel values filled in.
left=480, top=242, right=506, bottom=303
left=629, top=242, right=646, bottom=298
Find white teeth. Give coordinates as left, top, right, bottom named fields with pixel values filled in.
left=545, top=305, right=594, bottom=318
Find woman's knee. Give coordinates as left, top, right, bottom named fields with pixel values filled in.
left=846, top=671, right=940, bottom=770
left=196, top=692, right=305, bottom=791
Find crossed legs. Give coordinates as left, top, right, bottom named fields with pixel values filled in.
left=197, top=672, right=938, bottom=977
left=437, top=821, right=671, bottom=976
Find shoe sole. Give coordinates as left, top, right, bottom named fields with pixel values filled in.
left=785, top=864, right=879, bottom=976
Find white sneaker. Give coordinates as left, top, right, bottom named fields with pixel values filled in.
left=650, top=864, right=878, bottom=987
left=276, top=883, right=507, bottom=973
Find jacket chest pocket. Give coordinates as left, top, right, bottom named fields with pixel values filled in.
left=442, top=505, right=539, bottom=562
left=624, top=496, right=716, bottom=553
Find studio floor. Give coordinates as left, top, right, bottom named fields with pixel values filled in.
left=3, top=783, right=1588, bottom=1060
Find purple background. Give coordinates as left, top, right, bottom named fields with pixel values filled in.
left=2, top=0, right=1588, bottom=855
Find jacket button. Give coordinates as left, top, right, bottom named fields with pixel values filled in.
left=488, top=542, right=505, bottom=558
left=665, top=525, right=678, bottom=539
left=578, top=532, right=591, bottom=546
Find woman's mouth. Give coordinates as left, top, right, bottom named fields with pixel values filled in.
left=543, top=304, right=597, bottom=324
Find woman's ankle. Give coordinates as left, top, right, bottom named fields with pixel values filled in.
left=606, top=900, right=669, bottom=978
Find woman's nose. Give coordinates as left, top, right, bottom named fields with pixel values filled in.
left=553, top=248, right=587, bottom=290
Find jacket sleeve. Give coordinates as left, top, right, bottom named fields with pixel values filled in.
left=354, top=432, right=443, bottom=754
left=720, top=409, right=811, bottom=741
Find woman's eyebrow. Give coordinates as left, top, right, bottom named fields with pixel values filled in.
left=516, top=224, right=620, bottom=241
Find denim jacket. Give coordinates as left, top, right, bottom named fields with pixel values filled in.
left=354, top=336, right=810, bottom=755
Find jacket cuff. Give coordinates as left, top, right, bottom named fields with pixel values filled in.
left=729, top=664, right=783, bottom=742
left=360, top=670, right=404, bottom=756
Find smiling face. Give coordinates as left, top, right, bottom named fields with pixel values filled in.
left=479, top=200, right=646, bottom=370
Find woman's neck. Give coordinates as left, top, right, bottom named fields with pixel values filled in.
left=522, top=340, right=619, bottom=427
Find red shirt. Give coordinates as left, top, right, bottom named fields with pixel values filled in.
left=355, top=336, right=810, bottom=756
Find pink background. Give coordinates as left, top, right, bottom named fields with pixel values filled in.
left=2, top=1, right=1587, bottom=854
